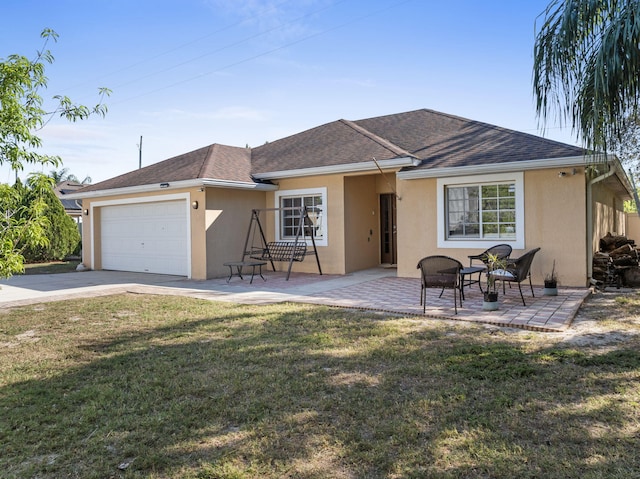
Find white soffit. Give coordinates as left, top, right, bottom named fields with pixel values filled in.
left=253, top=157, right=419, bottom=180
left=397, top=155, right=604, bottom=180
left=66, top=178, right=278, bottom=200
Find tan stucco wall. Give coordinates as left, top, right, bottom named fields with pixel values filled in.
left=204, top=188, right=266, bottom=279
left=344, top=175, right=380, bottom=272
left=396, top=177, right=438, bottom=277
left=267, top=175, right=346, bottom=274
left=524, top=169, right=587, bottom=286
left=626, top=213, right=640, bottom=244
left=396, top=168, right=591, bottom=286
left=591, top=180, right=626, bottom=254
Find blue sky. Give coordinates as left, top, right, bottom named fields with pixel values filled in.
left=1, top=0, right=572, bottom=184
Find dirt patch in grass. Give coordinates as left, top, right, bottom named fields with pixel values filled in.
left=556, top=290, right=640, bottom=347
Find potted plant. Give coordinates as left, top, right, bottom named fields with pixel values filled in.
left=544, top=260, right=558, bottom=296
left=483, top=252, right=508, bottom=311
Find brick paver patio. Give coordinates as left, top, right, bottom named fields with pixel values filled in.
left=176, top=269, right=590, bottom=332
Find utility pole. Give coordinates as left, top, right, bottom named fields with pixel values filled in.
left=138, top=136, right=143, bottom=169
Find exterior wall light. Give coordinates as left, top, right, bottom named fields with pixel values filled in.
left=191, top=201, right=199, bottom=209
left=83, top=209, right=89, bottom=215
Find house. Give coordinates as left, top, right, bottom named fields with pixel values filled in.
left=68, top=109, right=633, bottom=286
left=54, top=180, right=85, bottom=224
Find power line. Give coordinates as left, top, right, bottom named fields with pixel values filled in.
left=107, top=0, right=351, bottom=93
left=112, top=0, right=415, bottom=106
left=59, top=0, right=298, bottom=92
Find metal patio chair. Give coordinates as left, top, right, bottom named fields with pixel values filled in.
left=488, top=247, right=541, bottom=306
left=417, top=255, right=463, bottom=314
left=468, top=243, right=513, bottom=268
left=459, top=244, right=513, bottom=299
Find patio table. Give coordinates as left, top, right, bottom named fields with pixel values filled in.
left=459, top=266, right=486, bottom=300
left=223, top=260, right=267, bottom=284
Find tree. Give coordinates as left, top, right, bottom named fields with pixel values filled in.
left=0, top=176, right=50, bottom=277
left=533, top=0, right=640, bottom=155
left=614, top=114, right=640, bottom=176
left=49, top=167, right=92, bottom=184
left=18, top=174, right=81, bottom=261
left=0, top=29, right=109, bottom=277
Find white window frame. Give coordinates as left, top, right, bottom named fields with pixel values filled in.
left=275, top=187, right=327, bottom=246
left=437, top=172, right=524, bottom=249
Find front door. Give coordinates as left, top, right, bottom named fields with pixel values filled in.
left=380, top=193, right=397, bottom=265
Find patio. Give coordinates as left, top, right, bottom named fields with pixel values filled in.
left=144, top=268, right=590, bottom=332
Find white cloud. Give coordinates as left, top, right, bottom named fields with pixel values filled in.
left=205, top=0, right=328, bottom=43
left=39, top=123, right=111, bottom=143
left=140, top=106, right=269, bottom=122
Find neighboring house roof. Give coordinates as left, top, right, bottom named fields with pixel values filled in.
left=54, top=180, right=84, bottom=214
left=71, top=108, right=595, bottom=197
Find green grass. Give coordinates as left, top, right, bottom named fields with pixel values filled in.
left=1, top=294, right=639, bottom=478
left=22, top=260, right=81, bottom=275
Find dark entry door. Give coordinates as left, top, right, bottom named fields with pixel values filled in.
left=380, top=193, right=397, bottom=265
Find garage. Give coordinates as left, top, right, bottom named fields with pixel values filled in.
left=100, top=199, right=189, bottom=276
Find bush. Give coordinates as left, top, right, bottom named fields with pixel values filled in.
left=20, top=182, right=81, bottom=262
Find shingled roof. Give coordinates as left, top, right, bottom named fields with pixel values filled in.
left=78, top=143, right=253, bottom=193
left=353, top=109, right=585, bottom=169
left=80, top=109, right=585, bottom=194
left=250, top=118, right=416, bottom=175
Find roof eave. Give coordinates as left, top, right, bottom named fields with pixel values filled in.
left=397, top=155, right=596, bottom=179
left=253, top=156, right=419, bottom=180
left=65, top=178, right=277, bottom=200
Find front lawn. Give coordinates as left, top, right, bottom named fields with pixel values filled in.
left=1, top=294, right=639, bottom=478
left=22, top=260, right=80, bottom=275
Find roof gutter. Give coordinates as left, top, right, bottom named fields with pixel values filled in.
left=65, top=178, right=278, bottom=200
left=253, top=156, right=419, bottom=180
left=397, top=154, right=599, bottom=180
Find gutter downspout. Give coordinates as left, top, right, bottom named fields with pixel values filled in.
left=586, top=175, right=594, bottom=284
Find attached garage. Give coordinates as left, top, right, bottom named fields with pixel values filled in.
left=97, top=197, right=190, bottom=276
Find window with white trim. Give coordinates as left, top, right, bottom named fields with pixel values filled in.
left=275, top=187, right=327, bottom=246
left=437, top=173, right=524, bottom=249
left=446, top=183, right=516, bottom=239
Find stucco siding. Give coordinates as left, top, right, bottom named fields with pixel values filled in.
left=396, top=177, right=438, bottom=277
left=626, top=213, right=640, bottom=244
left=204, top=188, right=266, bottom=279
left=396, top=168, right=590, bottom=286
left=591, top=180, right=626, bottom=254
left=344, top=175, right=379, bottom=272
left=267, top=175, right=346, bottom=275
left=524, top=169, right=587, bottom=286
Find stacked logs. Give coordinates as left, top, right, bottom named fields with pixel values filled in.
left=593, top=233, right=639, bottom=287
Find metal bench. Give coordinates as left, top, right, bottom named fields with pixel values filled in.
left=250, top=241, right=307, bottom=263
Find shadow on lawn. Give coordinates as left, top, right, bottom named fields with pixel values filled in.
left=2, top=301, right=640, bottom=478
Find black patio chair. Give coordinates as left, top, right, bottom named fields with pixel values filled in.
left=468, top=243, right=513, bottom=267
left=460, top=244, right=513, bottom=298
left=488, top=247, right=541, bottom=306
left=417, top=255, right=463, bottom=314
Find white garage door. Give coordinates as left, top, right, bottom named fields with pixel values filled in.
left=101, top=200, right=189, bottom=276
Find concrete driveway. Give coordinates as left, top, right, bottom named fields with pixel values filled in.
left=0, top=269, right=590, bottom=332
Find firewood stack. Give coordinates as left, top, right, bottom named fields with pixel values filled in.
left=593, top=233, right=639, bottom=286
